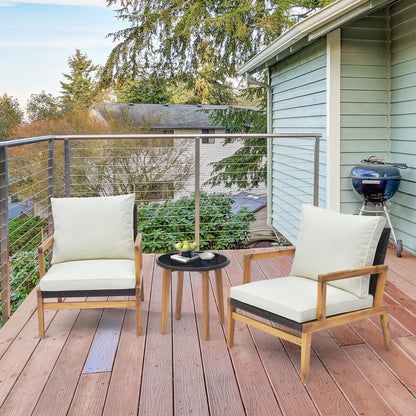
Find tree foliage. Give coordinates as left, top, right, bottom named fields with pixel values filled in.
left=9, top=109, right=194, bottom=205
left=116, top=70, right=236, bottom=105
left=60, top=49, right=99, bottom=111
left=0, top=93, right=23, bottom=139
left=204, top=105, right=268, bottom=190
left=104, top=0, right=335, bottom=84
left=117, top=74, right=171, bottom=104
left=26, top=90, right=63, bottom=122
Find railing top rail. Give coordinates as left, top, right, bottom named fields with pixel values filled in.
left=0, top=135, right=56, bottom=149
left=0, top=133, right=322, bottom=148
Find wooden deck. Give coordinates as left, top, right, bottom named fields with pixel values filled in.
left=0, top=246, right=415, bottom=415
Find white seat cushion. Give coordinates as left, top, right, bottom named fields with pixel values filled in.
left=290, top=204, right=385, bottom=298
left=230, top=276, right=374, bottom=323
left=51, top=194, right=135, bottom=264
left=39, top=259, right=136, bottom=292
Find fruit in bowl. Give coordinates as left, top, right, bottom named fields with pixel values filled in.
left=175, top=240, right=198, bottom=255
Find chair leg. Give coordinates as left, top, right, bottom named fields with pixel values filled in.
left=300, top=332, right=312, bottom=383
left=227, top=298, right=236, bottom=347
left=380, top=312, right=391, bottom=350
left=37, top=289, right=45, bottom=339
left=141, top=279, right=145, bottom=302
left=136, top=292, right=142, bottom=336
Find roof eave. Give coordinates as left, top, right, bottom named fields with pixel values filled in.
left=237, top=0, right=395, bottom=76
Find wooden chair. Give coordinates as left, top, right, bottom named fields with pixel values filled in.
left=37, top=194, right=144, bottom=338
left=227, top=204, right=391, bottom=382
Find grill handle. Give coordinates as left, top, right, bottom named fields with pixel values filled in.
left=360, top=156, right=407, bottom=169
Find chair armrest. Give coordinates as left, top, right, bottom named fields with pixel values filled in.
left=316, top=264, right=388, bottom=320
left=134, top=232, right=142, bottom=251
left=134, top=233, right=143, bottom=288
left=318, top=264, right=388, bottom=283
left=242, top=246, right=296, bottom=284
left=38, top=235, right=53, bottom=278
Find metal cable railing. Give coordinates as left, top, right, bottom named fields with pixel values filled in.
left=0, top=133, right=320, bottom=324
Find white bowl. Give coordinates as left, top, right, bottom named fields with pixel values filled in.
left=199, top=252, right=215, bottom=261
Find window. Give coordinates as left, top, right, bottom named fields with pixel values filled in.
left=202, top=129, right=215, bottom=144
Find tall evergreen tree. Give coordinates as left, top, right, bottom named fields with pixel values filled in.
left=117, top=73, right=172, bottom=104
left=60, top=49, right=99, bottom=111
left=103, top=0, right=335, bottom=84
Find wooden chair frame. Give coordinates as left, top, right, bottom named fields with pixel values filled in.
left=227, top=229, right=391, bottom=382
left=37, top=230, right=144, bottom=338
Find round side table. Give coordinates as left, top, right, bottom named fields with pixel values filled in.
left=156, top=252, right=230, bottom=340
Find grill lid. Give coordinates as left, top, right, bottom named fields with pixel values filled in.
left=350, top=156, right=406, bottom=181
left=349, top=156, right=406, bottom=203
left=350, top=164, right=401, bottom=181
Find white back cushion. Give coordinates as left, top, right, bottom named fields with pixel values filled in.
left=51, top=194, right=135, bottom=264
left=290, top=204, right=385, bottom=298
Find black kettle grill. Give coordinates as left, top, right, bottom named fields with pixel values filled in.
left=350, top=156, right=407, bottom=257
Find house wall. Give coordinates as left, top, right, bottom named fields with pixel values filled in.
left=269, top=38, right=327, bottom=244
left=261, top=0, right=416, bottom=253
left=337, top=1, right=416, bottom=254
left=339, top=9, right=389, bottom=214
left=388, top=0, right=416, bottom=253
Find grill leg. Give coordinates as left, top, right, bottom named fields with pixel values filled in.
left=382, top=203, right=397, bottom=244
left=382, top=203, right=403, bottom=257
left=358, top=201, right=367, bottom=216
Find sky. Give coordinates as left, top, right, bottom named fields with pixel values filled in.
left=0, top=0, right=124, bottom=111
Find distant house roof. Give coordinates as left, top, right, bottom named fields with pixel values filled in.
left=231, top=191, right=267, bottom=214
left=91, top=103, right=259, bottom=130
left=238, top=0, right=395, bottom=76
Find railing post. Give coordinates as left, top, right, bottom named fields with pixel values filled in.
left=0, top=146, right=10, bottom=324
left=194, top=137, right=200, bottom=246
left=47, top=139, right=55, bottom=235
left=64, top=139, right=71, bottom=197
left=313, top=136, right=320, bottom=207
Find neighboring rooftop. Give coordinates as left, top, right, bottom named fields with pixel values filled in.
left=231, top=191, right=267, bottom=214
left=91, top=103, right=259, bottom=130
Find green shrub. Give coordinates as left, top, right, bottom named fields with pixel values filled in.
left=0, top=215, right=47, bottom=323
left=137, top=192, right=255, bottom=252
left=9, top=216, right=48, bottom=255
left=9, top=250, right=44, bottom=313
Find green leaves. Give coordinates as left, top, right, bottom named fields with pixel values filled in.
left=204, top=106, right=268, bottom=189
left=105, top=1, right=307, bottom=81
left=60, top=49, right=100, bottom=112
left=136, top=192, right=255, bottom=252
left=9, top=216, right=47, bottom=255
left=0, top=93, right=23, bottom=139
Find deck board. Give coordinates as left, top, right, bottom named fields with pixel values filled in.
left=0, top=247, right=415, bottom=415
left=32, top=308, right=102, bottom=416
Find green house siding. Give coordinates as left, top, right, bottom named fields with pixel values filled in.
left=340, top=9, right=389, bottom=214
left=389, top=0, right=416, bottom=252
left=269, top=38, right=327, bottom=244
left=262, top=0, right=416, bottom=253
